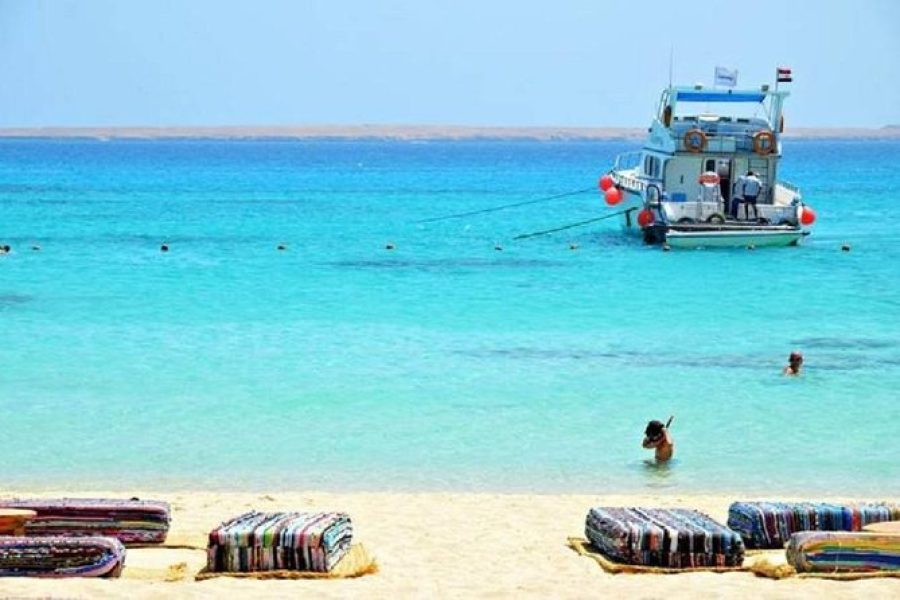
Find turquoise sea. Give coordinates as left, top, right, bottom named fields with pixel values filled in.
left=1, top=138, right=898, bottom=495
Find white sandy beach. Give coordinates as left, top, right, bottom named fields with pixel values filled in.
left=0, top=491, right=897, bottom=599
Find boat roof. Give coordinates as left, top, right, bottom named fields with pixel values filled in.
left=671, top=87, right=788, bottom=103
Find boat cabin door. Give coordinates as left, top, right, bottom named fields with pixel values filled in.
left=706, top=158, right=733, bottom=202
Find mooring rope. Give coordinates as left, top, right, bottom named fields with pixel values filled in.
left=414, top=186, right=595, bottom=224
left=513, top=208, right=634, bottom=240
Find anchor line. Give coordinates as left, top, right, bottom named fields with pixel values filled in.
left=513, top=208, right=635, bottom=240
left=414, top=186, right=595, bottom=224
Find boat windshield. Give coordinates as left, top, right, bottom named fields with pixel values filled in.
left=675, top=103, right=769, bottom=123
left=669, top=88, right=779, bottom=125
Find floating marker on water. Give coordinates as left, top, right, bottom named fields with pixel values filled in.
left=160, top=244, right=169, bottom=252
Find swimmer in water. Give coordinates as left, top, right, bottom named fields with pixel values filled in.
left=783, top=351, right=803, bottom=376
left=642, top=417, right=674, bottom=463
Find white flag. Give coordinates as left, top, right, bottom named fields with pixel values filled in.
left=715, top=66, right=738, bottom=87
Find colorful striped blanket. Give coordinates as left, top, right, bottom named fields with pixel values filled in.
left=585, top=507, right=744, bottom=568
left=207, top=511, right=353, bottom=573
left=0, top=498, right=170, bottom=545
left=0, top=536, right=125, bottom=578
left=727, top=501, right=900, bottom=549
left=787, top=531, right=900, bottom=572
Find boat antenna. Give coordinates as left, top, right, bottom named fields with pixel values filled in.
left=668, top=44, right=674, bottom=88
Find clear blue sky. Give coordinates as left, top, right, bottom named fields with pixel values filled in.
left=1, top=0, right=897, bottom=127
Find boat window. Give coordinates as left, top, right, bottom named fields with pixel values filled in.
left=705, top=159, right=716, bottom=172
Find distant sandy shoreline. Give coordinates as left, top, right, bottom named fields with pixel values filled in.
left=0, top=490, right=898, bottom=598
left=1, top=125, right=899, bottom=141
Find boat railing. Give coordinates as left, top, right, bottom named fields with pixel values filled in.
left=669, top=119, right=774, bottom=153
left=778, top=180, right=801, bottom=195
left=675, top=132, right=762, bottom=153
left=774, top=180, right=802, bottom=205
left=615, top=171, right=645, bottom=194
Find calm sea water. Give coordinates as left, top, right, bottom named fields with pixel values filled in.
left=1, top=138, right=898, bottom=495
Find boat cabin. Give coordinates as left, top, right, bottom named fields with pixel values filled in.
left=624, top=85, right=801, bottom=224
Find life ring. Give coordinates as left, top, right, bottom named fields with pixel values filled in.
left=683, top=129, right=706, bottom=153
left=676, top=217, right=696, bottom=224
left=753, top=131, right=776, bottom=155
left=706, top=213, right=726, bottom=224
left=698, top=171, right=720, bottom=185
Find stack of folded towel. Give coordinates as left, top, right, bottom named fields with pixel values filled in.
left=786, top=531, right=900, bottom=573
left=0, top=536, right=126, bottom=578
left=585, top=507, right=745, bottom=568
left=0, top=498, right=171, bottom=545
left=727, top=501, right=900, bottom=549
left=207, top=511, right=353, bottom=573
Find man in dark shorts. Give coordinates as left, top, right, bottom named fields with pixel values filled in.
left=739, top=170, right=762, bottom=220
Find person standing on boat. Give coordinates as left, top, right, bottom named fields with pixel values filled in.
left=738, top=171, right=762, bottom=220
left=642, top=417, right=674, bottom=462
left=730, top=173, right=745, bottom=218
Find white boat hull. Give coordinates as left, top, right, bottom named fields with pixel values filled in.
left=665, top=228, right=804, bottom=248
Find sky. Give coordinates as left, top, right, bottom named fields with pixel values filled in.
left=0, top=0, right=898, bottom=128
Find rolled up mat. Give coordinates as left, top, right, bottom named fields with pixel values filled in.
left=786, top=530, right=900, bottom=572
left=207, top=511, right=353, bottom=573
left=0, top=498, right=170, bottom=545
left=727, top=502, right=900, bottom=549
left=585, top=507, right=744, bottom=568
left=0, top=536, right=126, bottom=578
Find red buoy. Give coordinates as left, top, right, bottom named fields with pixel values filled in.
left=637, top=209, right=654, bottom=227
left=604, top=187, right=623, bottom=206
left=598, top=174, right=614, bottom=192
left=800, top=206, right=816, bottom=225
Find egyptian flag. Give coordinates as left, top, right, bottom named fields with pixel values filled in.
left=777, top=67, right=793, bottom=83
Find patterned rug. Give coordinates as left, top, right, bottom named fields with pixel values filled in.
left=584, top=507, right=744, bottom=568
left=206, top=511, right=353, bottom=573
left=787, top=530, right=900, bottom=573
left=727, top=501, right=900, bottom=549
left=0, top=536, right=126, bottom=578
left=0, top=497, right=171, bottom=545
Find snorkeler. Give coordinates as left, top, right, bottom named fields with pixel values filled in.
left=642, top=416, right=674, bottom=462
left=783, top=351, right=803, bottom=376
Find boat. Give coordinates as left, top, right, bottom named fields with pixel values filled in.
left=599, top=67, right=815, bottom=248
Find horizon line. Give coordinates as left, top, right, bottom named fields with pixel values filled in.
left=1, top=124, right=898, bottom=141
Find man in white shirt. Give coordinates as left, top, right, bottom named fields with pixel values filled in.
left=739, top=171, right=762, bottom=219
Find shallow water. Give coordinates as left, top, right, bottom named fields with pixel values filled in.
left=1, top=138, right=898, bottom=494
